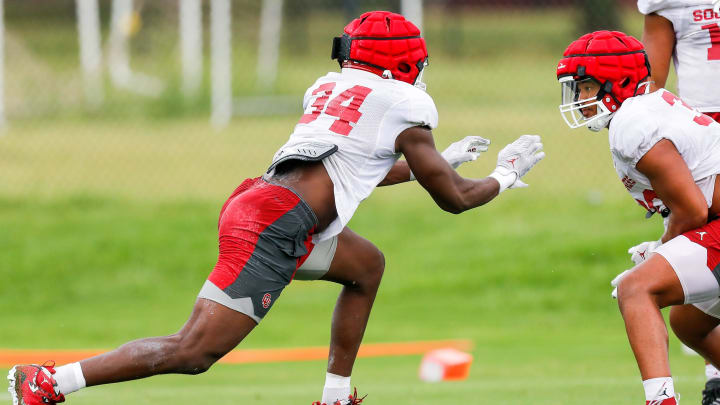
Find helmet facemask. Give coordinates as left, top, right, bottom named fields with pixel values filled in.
left=558, top=76, right=613, bottom=132
left=556, top=31, right=652, bottom=132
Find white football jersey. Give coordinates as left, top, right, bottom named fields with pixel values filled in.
left=637, top=1, right=720, bottom=112
left=638, top=0, right=710, bottom=14
left=273, top=68, right=438, bottom=241
left=609, top=89, right=720, bottom=216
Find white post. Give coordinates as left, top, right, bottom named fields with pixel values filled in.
left=256, top=0, right=283, bottom=91
left=108, top=0, right=133, bottom=88
left=0, top=0, right=5, bottom=129
left=180, top=0, right=202, bottom=99
left=401, top=0, right=423, bottom=32
left=108, top=0, right=164, bottom=96
left=211, top=0, right=231, bottom=128
left=76, top=0, right=104, bottom=107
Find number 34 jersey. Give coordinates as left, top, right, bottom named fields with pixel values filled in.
left=637, top=0, right=720, bottom=112
left=609, top=89, right=720, bottom=216
left=272, top=68, right=438, bottom=242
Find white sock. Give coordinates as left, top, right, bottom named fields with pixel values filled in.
left=321, top=372, right=350, bottom=405
left=643, top=377, right=675, bottom=401
left=54, top=362, right=86, bottom=395
left=707, top=364, right=720, bottom=380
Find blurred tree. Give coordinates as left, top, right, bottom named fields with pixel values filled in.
left=577, top=0, right=622, bottom=33
left=343, top=0, right=358, bottom=21
left=284, top=0, right=310, bottom=55
left=441, top=0, right=465, bottom=57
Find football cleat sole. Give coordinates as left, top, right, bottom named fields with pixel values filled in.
left=8, top=366, right=21, bottom=405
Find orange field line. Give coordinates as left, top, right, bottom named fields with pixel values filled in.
left=0, top=339, right=472, bottom=366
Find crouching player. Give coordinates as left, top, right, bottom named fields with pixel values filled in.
left=638, top=0, right=720, bottom=400
left=556, top=30, right=720, bottom=404
left=8, top=11, right=544, bottom=405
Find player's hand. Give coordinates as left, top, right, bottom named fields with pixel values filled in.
left=441, top=136, right=491, bottom=169
left=489, top=134, right=545, bottom=192
left=628, top=240, right=662, bottom=265
left=610, top=269, right=633, bottom=299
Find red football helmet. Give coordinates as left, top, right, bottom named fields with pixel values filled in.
left=556, top=30, right=651, bottom=131
left=331, top=11, right=428, bottom=88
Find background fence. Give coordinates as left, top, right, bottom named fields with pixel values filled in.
left=1, top=0, right=653, bottom=202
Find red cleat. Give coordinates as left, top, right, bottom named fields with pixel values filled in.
left=7, top=362, right=65, bottom=405
left=312, top=387, right=366, bottom=405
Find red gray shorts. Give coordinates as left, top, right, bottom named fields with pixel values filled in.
left=198, top=177, right=317, bottom=323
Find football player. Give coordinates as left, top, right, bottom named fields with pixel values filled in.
left=637, top=1, right=720, bottom=401
left=7, top=11, right=544, bottom=405
left=639, top=0, right=720, bottom=121
left=557, top=30, right=720, bottom=405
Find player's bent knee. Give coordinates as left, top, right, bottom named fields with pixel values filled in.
left=616, top=274, right=652, bottom=305
left=364, top=248, right=385, bottom=287
left=174, top=344, right=222, bottom=375
left=617, top=271, right=674, bottom=309
left=166, top=333, right=227, bottom=375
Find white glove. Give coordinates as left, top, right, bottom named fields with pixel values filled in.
left=611, top=269, right=633, bottom=299
left=488, top=134, right=545, bottom=193
left=409, top=136, right=490, bottom=180
left=628, top=240, right=662, bottom=266
left=442, top=136, right=490, bottom=169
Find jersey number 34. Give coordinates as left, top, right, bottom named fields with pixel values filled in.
left=299, top=82, right=372, bottom=136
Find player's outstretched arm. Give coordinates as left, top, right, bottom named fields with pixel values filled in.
left=642, top=13, right=675, bottom=91
left=378, top=135, right=490, bottom=187
left=395, top=126, right=543, bottom=214
left=637, top=139, right=708, bottom=242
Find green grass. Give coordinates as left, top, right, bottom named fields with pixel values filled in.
left=2, top=189, right=701, bottom=404
left=0, top=4, right=701, bottom=404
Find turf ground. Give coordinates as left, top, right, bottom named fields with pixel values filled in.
left=0, top=4, right=700, bottom=405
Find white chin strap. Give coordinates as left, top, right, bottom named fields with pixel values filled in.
left=559, top=96, right=613, bottom=132
left=413, top=60, right=429, bottom=92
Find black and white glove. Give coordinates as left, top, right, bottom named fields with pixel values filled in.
left=488, top=134, right=545, bottom=193
left=410, top=136, right=491, bottom=180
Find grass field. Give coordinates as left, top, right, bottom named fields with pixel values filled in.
left=0, top=4, right=701, bottom=405
left=1, top=184, right=704, bottom=404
